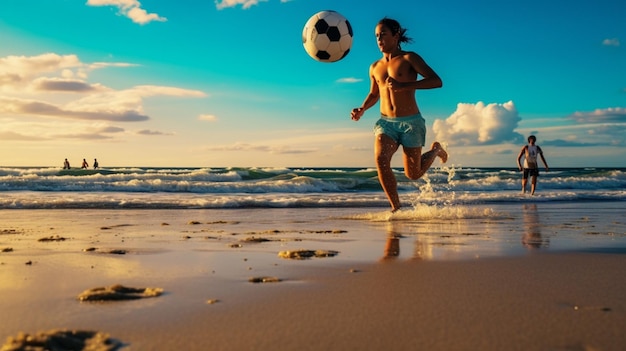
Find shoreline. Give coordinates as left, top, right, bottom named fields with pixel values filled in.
left=1, top=204, right=625, bottom=350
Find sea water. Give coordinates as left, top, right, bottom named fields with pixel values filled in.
left=0, top=166, right=624, bottom=209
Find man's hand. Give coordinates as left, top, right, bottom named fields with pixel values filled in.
left=351, top=107, right=364, bottom=121
left=386, top=76, right=402, bottom=92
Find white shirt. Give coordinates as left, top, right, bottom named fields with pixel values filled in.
left=523, top=145, right=540, bottom=168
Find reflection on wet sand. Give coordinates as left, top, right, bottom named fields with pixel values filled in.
left=522, top=204, right=549, bottom=249
left=381, top=219, right=472, bottom=261
left=381, top=221, right=446, bottom=261
left=382, top=222, right=401, bottom=259
left=378, top=204, right=556, bottom=261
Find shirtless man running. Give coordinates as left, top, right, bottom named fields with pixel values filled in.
left=351, top=17, right=448, bottom=212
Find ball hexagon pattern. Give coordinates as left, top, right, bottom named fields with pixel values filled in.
left=302, top=10, right=353, bottom=63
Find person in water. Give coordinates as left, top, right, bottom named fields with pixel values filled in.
left=350, top=17, right=448, bottom=212
left=517, top=135, right=549, bottom=195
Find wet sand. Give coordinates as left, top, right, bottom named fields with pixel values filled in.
left=0, top=203, right=625, bottom=350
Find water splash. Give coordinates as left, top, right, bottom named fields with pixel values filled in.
left=408, top=164, right=461, bottom=207
left=345, top=204, right=499, bottom=222
left=347, top=163, right=502, bottom=222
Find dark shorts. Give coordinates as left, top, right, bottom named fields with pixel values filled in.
left=523, top=168, right=539, bottom=179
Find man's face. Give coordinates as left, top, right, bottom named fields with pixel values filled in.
left=375, top=24, right=398, bottom=53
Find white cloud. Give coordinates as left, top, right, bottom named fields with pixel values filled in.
left=86, top=0, right=166, bottom=24
left=0, top=53, right=82, bottom=89
left=602, top=38, right=620, bottom=47
left=126, top=6, right=166, bottom=24
left=88, top=62, right=138, bottom=70
left=215, top=0, right=268, bottom=10
left=336, top=77, right=362, bottom=83
left=432, top=101, right=524, bottom=146
left=198, top=114, right=218, bottom=122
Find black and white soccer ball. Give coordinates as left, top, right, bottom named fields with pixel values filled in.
left=302, top=10, right=353, bottom=63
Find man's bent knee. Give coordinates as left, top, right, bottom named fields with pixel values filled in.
left=404, top=169, right=424, bottom=180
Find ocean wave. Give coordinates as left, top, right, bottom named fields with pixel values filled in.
left=0, top=190, right=624, bottom=209
left=0, top=166, right=624, bottom=209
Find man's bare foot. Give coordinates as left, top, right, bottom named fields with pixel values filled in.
left=431, top=142, right=448, bottom=163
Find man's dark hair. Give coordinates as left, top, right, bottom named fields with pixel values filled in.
left=378, top=17, right=413, bottom=48
left=528, top=135, right=537, bottom=142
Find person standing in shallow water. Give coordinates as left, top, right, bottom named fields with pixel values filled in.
left=517, top=135, right=549, bottom=195
left=350, top=17, right=448, bottom=212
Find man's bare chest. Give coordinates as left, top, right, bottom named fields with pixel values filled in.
left=374, top=60, right=415, bottom=81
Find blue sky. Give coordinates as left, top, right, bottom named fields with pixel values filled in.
left=1, top=0, right=624, bottom=168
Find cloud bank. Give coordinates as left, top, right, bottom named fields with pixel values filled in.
left=432, top=101, right=524, bottom=146
left=0, top=53, right=206, bottom=141
left=554, top=107, right=626, bottom=147
left=567, top=107, right=626, bottom=124
left=0, top=96, right=149, bottom=122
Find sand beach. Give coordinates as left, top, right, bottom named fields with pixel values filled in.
left=0, top=202, right=625, bottom=350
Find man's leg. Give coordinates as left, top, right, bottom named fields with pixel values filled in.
left=403, top=142, right=448, bottom=180
left=531, top=174, right=538, bottom=195
left=375, top=134, right=401, bottom=211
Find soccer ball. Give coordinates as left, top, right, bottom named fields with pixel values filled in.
left=302, top=10, right=353, bottom=63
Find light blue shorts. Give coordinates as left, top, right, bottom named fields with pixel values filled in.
left=373, top=113, right=426, bottom=148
